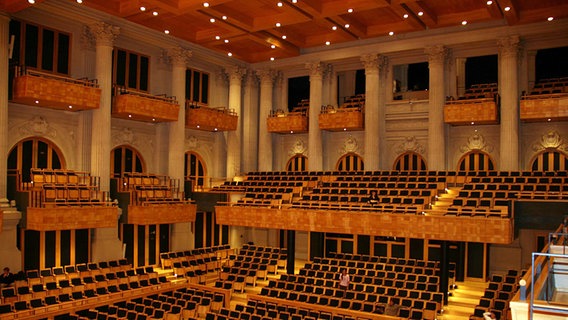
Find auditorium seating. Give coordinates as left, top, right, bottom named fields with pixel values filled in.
left=459, top=83, right=498, bottom=100
left=527, top=77, right=568, bottom=96
left=159, top=244, right=233, bottom=270
left=470, top=270, right=521, bottom=320
left=118, top=172, right=187, bottom=205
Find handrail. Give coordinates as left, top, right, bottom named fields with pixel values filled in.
left=521, top=92, right=568, bottom=100
left=14, top=65, right=99, bottom=88
left=185, top=101, right=237, bottom=116
left=113, top=85, right=178, bottom=104
left=529, top=251, right=568, bottom=319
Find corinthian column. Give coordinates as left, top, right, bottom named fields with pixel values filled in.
left=0, top=13, right=9, bottom=198
left=258, top=69, right=275, bottom=171
left=425, top=45, right=448, bottom=171
left=226, top=66, right=245, bottom=178
left=306, top=62, right=324, bottom=171
left=88, top=22, right=119, bottom=192
left=361, top=54, right=388, bottom=171
left=167, top=47, right=191, bottom=192
left=498, top=36, right=521, bottom=170
left=242, top=70, right=258, bottom=173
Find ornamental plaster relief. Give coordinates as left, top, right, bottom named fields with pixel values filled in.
left=111, top=127, right=154, bottom=165
left=288, top=139, right=308, bottom=157
left=459, top=132, right=494, bottom=153
left=394, top=136, right=425, bottom=155
left=531, top=131, right=568, bottom=152
left=338, top=135, right=362, bottom=156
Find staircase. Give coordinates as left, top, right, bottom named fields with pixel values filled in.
left=443, top=280, right=487, bottom=320
left=429, top=186, right=460, bottom=213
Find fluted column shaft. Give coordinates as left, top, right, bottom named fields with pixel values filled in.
left=307, top=62, right=324, bottom=171
left=89, top=23, right=119, bottom=192
left=242, top=71, right=258, bottom=173
left=362, top=54, right=387, bottom=171
left=0, top=13, right=9, bottom=198
left=167, top=47, right=191, bottom=192
left=226, top=66, right=244, bottom=178
left=426, top=45, right=448, bottom=171
left=258, top=70, right=275, bottom=171
left=498, top=36, right=520, bottom=170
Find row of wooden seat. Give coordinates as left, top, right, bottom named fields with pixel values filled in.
left=291, top=202, right=424, bottom=214
left=31, top=168, right=93, bottom=187
left=23, top=259, right=131, bottom=286
left=160, top=244, right=233, bottom=269
left=246, top=170, right=567, bottom=177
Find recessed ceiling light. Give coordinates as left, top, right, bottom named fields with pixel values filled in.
left=227, top=52, right=232, bottom=57
left=197, top=125, right=200, bottom=128
left=214, top=128, right=218, bottom=131
left=76, top=0, right=83, bottom=3
left=547, top=16, right=554, bottom=21
left=277, top=2, right=283, bottom=7
left=344, top=24, right=350, bottom=28
left=224, top=39, right=229, bottom=43
left=332, top=26, right=337, bottom=30
left=270, top=57, right=275, bottom=61
left=343, top=128, right=347, bottom=131
left=281, top=35, right=287, bottom=39
left=68, top=105, right=73, bottom=109
left=152, top=118, right=155, bottom=121
left=403, top=13, right=409, bottom=19
left=28, top=0, right=35, bottom=4
left=418, top=11, right=423, bottom=16
left=35, top=100, right=39, bottom=104
left=471, top=121, right=474, bottom=125
left=347, top=8, right=353, bottom=13
left=292, top=0, right=297, bottom=3
left=222, top=15, right=227, bottom=20
left=210, top=18, right=216, bottom=23
left=325, top=41, right=331, bottom=45
left=504, top=6, right=511, bottom=11
left=215, top=35, right=221, bottom=40
left=164, top=30, right=170, bottom=34
left=152, top=11, right=158, bottom=16
left=203, top=2, right=209, bottom=7
left=461, top=20, right=467, bottom=25
left=388, top=31, right=394, bottom=36
left=486, top=0, right=493, bottom=5
left=140, top=6, right=146, bottom=11
left=275, top=22, right=281, bottom=27
left=271, top=44, right=276, bottom=49
left=547, top=118, right=551, bottom=122
left=129, top=114, right=132, bottom=118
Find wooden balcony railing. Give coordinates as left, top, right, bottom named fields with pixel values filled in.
left=267, top=109, right=308, bottom=134
left=520, top=93, right=568, bottom=122
left=185, top=102, right=238, bottom=131
left=11, top=66, right=101, bottom=111
left=444, top=98, right=499, bottom=125
left=112, top=86, right=179, bottom=122
left=319, top=105, right=364, bottom=131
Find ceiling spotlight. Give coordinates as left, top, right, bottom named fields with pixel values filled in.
left=461, top=20, right=467, bottom=25
left=224, top=39, right=229, bottom=43
left=344, top=24, right=350, bottom=28
left=290, top=130, right=294, bottom=133
left=486, top=0, right=493, bottom=5
left=547, top=16, right=554, bottom=21
left=76, top=0, right=83, bottom=3
left=152, top=118, right=155, bottom=121
left=140, top=6, right=146, bottom=11
left=68, top=105, right=73, bottom=109
left=281, top=35, right=287, bottom=39
left=347, top=8, right=353, bottom=13
left=403, top=13, right=409, bottom=19
left=271, top=44, right=276, bottom=49
left=471, top=121, right=475, bottom=125
left=152, top=11, right=158, bottom=16
left=164, top=30, right=170, bottom=34
left=215, top=35, right=221, bottom=40
left=227, top=52, right=232, bottom=57
left=418, top=11, right=423, bottom=16
left=28, top=0, right=35, bottom=3
left=210, top=18, right=216, bottom=23
left=129, top=114, right=132, bottom=118
left=332, top=26, right=337, bottom=30
left=276, top=22, right=281, bottom=27
left=277, top=2, right=283, bottom=7
left=203, top=2, right=209, bottom=7
left=214, top=128, right=218, bottom=131
left=222, top=15, right=227, bottom=20
left=292, top=0, right=297, bottom=3
left=504, top=6, right=510, bottom=11
left=270, top=57, right=275, bottom=61
left=35, top=100, right=39, bottom=104
left=325, top=41, right=331, bottom=45
left=388, top=31, right=394, bottom=36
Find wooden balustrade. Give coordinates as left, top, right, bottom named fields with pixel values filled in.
left=12, top=67, right=101, bottom=111
left=520, top=93, right=568, bottom=122
left=319, top=106, right=364, bottom=131
left=444, top=99, right=499, bottom=125
left=26, top=206, right=118, bottom=231
left=127, top=203, right=196, bottom=225
left=267, top=112, right=308, bottom=133
left=185, top=104, right=238, bottom=131
left=112, top=86, right=179, bottom=122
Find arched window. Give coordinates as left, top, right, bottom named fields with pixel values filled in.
left=286, top=154, right=307, bottom=172
left=111, top=145, right=145, bottom=178
left=185, top=152, right=207, bottom=189
left=336, top=153, right=364, bottom=171
left=457, top=150, right=495, bottom=172
left=393, top=152, right=427, bottom=171
left=531, top=150, right=568, bottom=171
left=8, top=137, right=65, bottom=182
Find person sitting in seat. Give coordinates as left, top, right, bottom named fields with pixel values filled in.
left=383, top=298, right=401, bottom=316
left=367, top=190, right=379, bottom=205
left=0, top=267, right=14, bottom=288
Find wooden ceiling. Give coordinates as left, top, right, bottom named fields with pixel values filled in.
left=3, top=0, right=568, bottom=63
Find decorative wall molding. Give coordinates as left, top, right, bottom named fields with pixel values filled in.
left=18, top=116, right=57, bottom=139
left=459, top=132, right=494, bottom=153
left=532, top=131, right=568, bottom=152
left=395, top=136, right=425, bottom=155
left=289, top=139, right=307, bottom=156
left=339, top=135, right=361, bottom=156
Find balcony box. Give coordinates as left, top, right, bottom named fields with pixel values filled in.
left=520, top=94, right=568, bottom=122
left=112, top=87, right=179, bottom=122
left=186, top=105, right=238, bottom=131
left=444, top=99, right=499, bottom=125
left=26, top=207, right=117, bottom=231
left=267, top=112, right=308, bottom=133
left=127, top=203, right=196, bottom=225
left=319, top=106, right=364, bottom=131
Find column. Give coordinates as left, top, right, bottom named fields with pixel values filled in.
left=426, top=45, right=448, bottom=171
left=89, top=22, right=119, bottom=192
left=306, top=62, right=324, bottom=171
left=498, top=36, right=521, bottom=171
left=242, top=70, right=259, bottom=173
left=226, top=66, right=245, bottom=179
left=456, top=58, right=467, bottom=98
left=329, top=67, right=338, bottom=107
left=167, top=46, right=191, bottom=191
left=258, top=69, right=275, bottom=171
left=361, top=54, right=387, bottom=171
left=0, top=13, right=9, bottom=198
left=0, top=201, right=22, bottom=272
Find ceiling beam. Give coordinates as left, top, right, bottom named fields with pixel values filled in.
left=391, top=3, right=427, bottom=30
left=325, top=17, right=365, bottom=40
left=404, top=1, right=437, bottom=28
left=496, top=0, right=519, bottom=25
left=485, top=0, right=504, bottom=19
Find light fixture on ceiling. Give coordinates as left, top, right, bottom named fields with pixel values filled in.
left=222, top=15, right=227, bottom=20
left=461, top=20, right=467, bottom=25
left=504, top=6, right=511, bottom=11
left=325, top=41, right=331, bottom=45
left=418, top=11, right=424, bottom=16
left=28, top=0, right=35, bottom=4
left=344, top=24, right=350, bottom=28
left=215, top=35, right=221, bottom=40
left=388, top=31, right=394, bottom=36
left=277, top=2, right=283, bottom=7
left=403, top=13, right=409, bottom=19
left=275, top=22, right=281, bottom=27
left=270, top=57, right=275, bottom=61
left=76, top=0, right=83, bottom=3
left=332, top=26, right=337, bottom=30
left=281, top=35, right=287, bottom=39
left=227, top=52, right=232, bottom=57
left=68, top=105, right=73, bottom=109
left=347, top=8, right=353, bottom=13
left=164, top=30, right=170, bottom=34
left=271, top=44, right=276, bottom=49
left=486, top=0, right=493, bottom=5
left=547, top=16, right=554, bottom=21
left=210, top=18, right=216, bottom=23
left=152, top=11, right=158, bottom=16
left=224, top=39, right=229, bottom=43
left=140, top=6, right=146, bottom=11
left=203, top=2, right=209, bottom=7
left=292, top=0, right=297, bottom=3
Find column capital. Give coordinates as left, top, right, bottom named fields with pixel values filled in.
left=0, top=11, right=10, bottom=22
left=243, top=69, right=259, bottom=87
left=425, top=45, right=448, bottom=64
left=227, top=65, right=245, bottom=83
left=361, top=54, right=388, bottom=74
left=88, top=22, right=120, bottom=47
left=306, top=62, right=324, bottom=78
left=497, top=35, right=521, bottom=58
left=257, top=69, right=276, bottom=84
left=167, top=46, right=192, bottom=67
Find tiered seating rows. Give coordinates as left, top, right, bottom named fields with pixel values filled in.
left=528, top=77, right=568, bottom=95
left=470, top=271, right=521, bottom=320
left=120, top=172, right=185, bottom=204
left=160, top=244, right=233, bottom=269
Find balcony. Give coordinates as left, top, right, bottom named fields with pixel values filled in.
left=520, top=93, right=568, bottom=122
left=25, top=206, right=118, bottom=231
left=319, top=105, right=364, bottom=131
left=127, top=203, right=196, bottom=225
left=186, top=102, right=238, bottom=132
left=267, top=110, right=308, bottom=134
left=11, top=66, right=100, bottom=111
left=112, top=86, right=179, bottom=122
left=444, top=98, right=499, bottom=125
